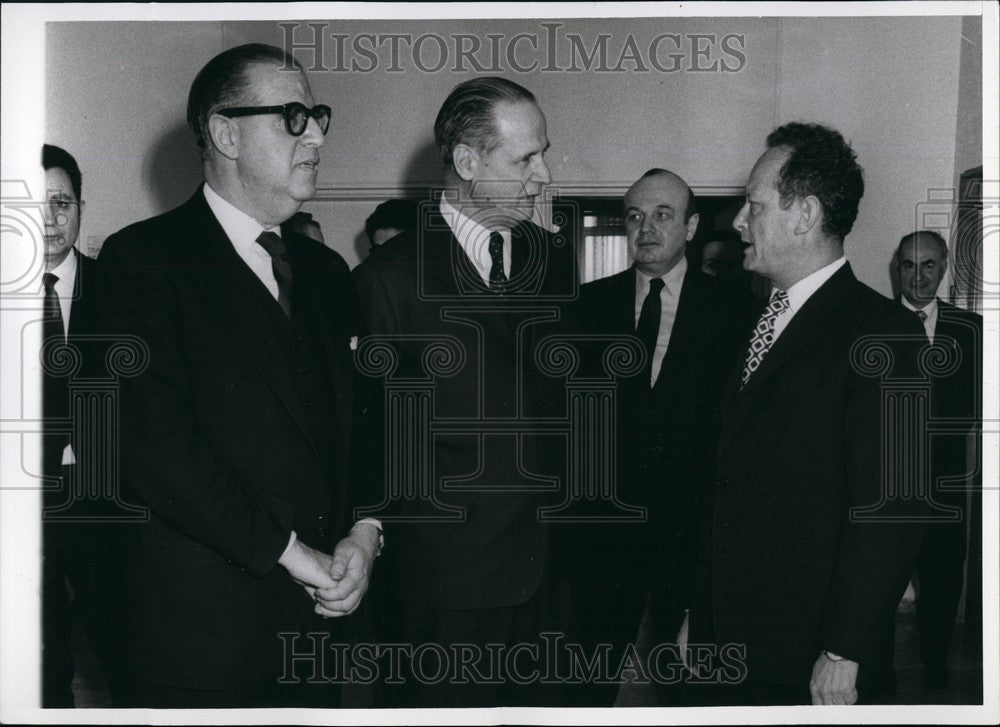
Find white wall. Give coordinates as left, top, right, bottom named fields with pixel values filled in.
left=46, top=15, right=976, bottom=292
left=776, top=17, right=962, bottom=294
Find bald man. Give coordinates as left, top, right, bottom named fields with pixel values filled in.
left=894, top=231, right=982, bottom=689
left=564, top=168, right=754, bottom=706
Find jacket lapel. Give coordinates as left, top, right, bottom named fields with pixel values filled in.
left=282, top=228, right=354, bottom=465
left=178, top=192, right=316, bottom=451
left=651, top=267, right=712, bottom=396
left=422, top=220, right=518, bottom=353
left=612, top=266, right=639, bottom=332
left=734, top=264, right=855, bottom=405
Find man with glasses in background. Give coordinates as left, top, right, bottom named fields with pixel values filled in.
left=39, top=143, right=103, bottom=707
left=90, top=44, right=379, bottom=707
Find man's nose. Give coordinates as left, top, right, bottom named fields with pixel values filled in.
left=42, top=202, right=58, bottom=227
left=733, top=204, right=749, bottom=233
left=531, top=156, right=551, bottom=186
left=301, top=116, right=325, bottom=147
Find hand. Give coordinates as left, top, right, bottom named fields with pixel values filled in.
left=809, top=652, right=859, bottom=705
left=312, top=522, right=380, bottom=618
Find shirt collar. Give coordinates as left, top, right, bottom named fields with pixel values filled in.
left=635, top=257, right=688, bottom=293
left=782, top=257, right=847, bottom=313
left=439, top=195, right=511, bottom=276
left=900, top=295, right=938, bottom=319
left=48, top=247, right=78, bottom=289
left=439, top=195, right=507, bottom=242
left=203, top=182, right=278, bottom=248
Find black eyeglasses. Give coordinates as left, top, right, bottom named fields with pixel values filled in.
left=216, top=102, right=331, bottom=136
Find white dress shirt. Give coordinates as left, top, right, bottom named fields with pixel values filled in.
left=901, top=295, right=938, bottom=341
left=47, top=250, right=78, bottom=465
left=771, top=257, right=847, bottom=344
left=203, top=183, right=282, bottom=302
left=634, top=258, right=687, bottom=387
left=439, top=196, right=511, bottom=284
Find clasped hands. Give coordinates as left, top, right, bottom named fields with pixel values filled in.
left=278, top=522, right=381, bottom=618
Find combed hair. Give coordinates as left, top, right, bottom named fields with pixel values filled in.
left=639, top=168, right=698, bottom=222
left=433, top=77, right=536, bottom=168
left=187, top=43, right=303, bottom=153
left=766, top=123, right=864, bottom=241
left=42, top=144, right=82, bottom=200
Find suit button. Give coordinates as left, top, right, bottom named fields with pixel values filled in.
left=718, top=477, right=728, bottom=489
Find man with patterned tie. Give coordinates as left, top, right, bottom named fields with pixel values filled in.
left=354, top=76, right=575, bottom=707
left=565, top=169, right=753, bottom=706
left=709, top=123, right=928, bottom=705
left=90, top=44, right=379, bottom=707
left=894, top=230, right=982, bottom=689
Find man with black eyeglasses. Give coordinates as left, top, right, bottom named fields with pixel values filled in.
left=90, top=43, right=379, bottom=707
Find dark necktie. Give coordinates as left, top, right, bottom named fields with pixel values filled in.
left=488, top=231, right=507, bottom=290
left=636, top=277, right=665, bottom=387
left=741, top=289, right=790, bottom=388
left=916, top=309, right=927, bottom=321
left=42, top=272, right=68, bottom=471
left=255, top=231, right=293, bottom=318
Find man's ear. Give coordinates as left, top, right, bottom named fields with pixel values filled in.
left=685, top=212, right=701, bottom=242
left=451, top=143, right=479, bottom=182
left=794, top=195, right=822, bottom=235
left=207, top=115, right=240, bottom=161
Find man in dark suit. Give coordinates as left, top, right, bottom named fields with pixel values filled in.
left=354, top=77, right=574, bottom=707
left=565, top=169, right=753, bottom=706
left=894, top=230, right=982, bottom=688
left=39, top=143, right=100, bottom=707
left=90, top=44, right=380, bottom=707
left=709, top=123, right=928, bottom=705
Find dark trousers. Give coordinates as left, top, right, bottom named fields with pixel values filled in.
left=915, top=519, right=967, bottom=673
left=42, top=464, right=133, bottom=707
left=373, top=582, right=567, bottom=708
left=563, top=574, right=689, bottom=707
left=41, top=523, right=74, bottom=708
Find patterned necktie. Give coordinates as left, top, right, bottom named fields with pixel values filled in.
left=741, top=289, right=790, bottom=388
left=255, top=231, right=293, bottom=318
left=636, top=277, right=665, bottom=387
left=488, top=231, right=507, bottom=289
left=42, top=272, right=68, bottom=472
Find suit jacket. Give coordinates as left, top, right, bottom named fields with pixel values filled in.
left=913, top=299, right=983, bottom=503
left=42, top=249, right=98, bottom=478
left=89, top=189, right=360, bottom=689
left=712, top=263, right=929, bottom=686
left=569, top=265, right=755, bottom=628
left=353, top=209, right=576, bottom=610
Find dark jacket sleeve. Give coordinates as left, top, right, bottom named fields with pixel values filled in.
left=93, top=229, right=292, bottom=577
left=820, top=306, right=930, bottom=664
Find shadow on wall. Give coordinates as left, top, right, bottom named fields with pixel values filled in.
left=349, top=137, right=442, bottom=263
left=144, top=121, right=204, bottom=214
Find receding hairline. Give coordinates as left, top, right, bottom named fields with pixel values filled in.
left=625, top=169, right=696, bottom=218
left=897, top=231, right=948, bottom=260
